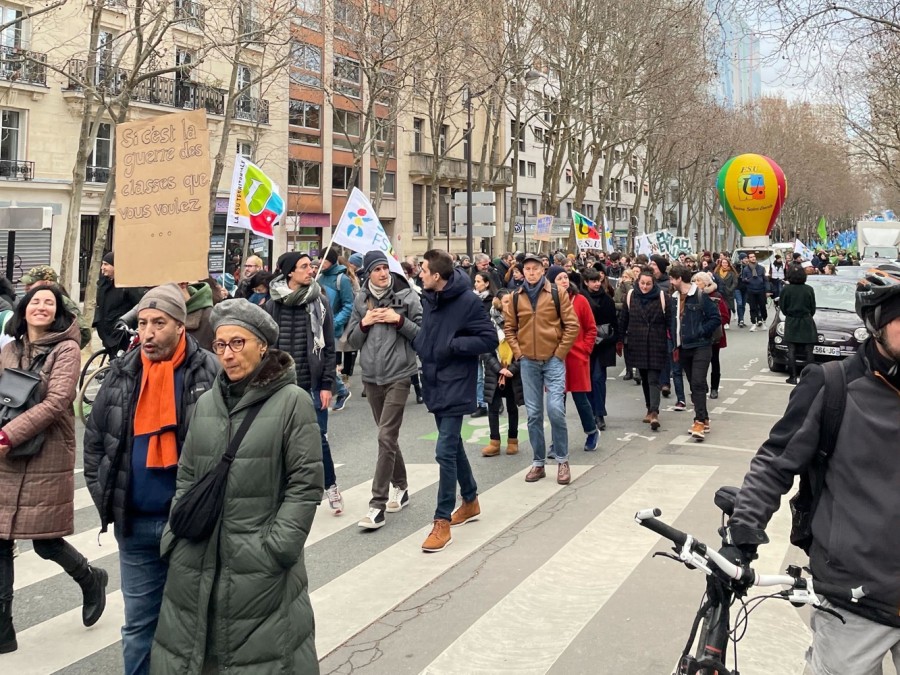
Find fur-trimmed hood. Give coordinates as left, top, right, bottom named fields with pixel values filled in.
left=250, top=349, right=296, bottom=388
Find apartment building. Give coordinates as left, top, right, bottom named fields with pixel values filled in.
left=0, top=0, right=288, bottom=296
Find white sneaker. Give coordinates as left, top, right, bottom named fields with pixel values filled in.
left=358, top=507, right=385, bottom=529
left=326, top=484, right=344, bottom=515
left=386, top=486, right=409, bottom=513
left=749, top=324, right=757, bottom=332
left=723, top=322, right=730, bottom=330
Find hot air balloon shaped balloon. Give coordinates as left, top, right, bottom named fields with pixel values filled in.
left=716, top=154, right=787, bottom=247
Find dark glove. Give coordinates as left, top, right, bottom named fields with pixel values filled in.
left=114, top=320, right=130, bottom=334
left=615, top=342, right=623, bottom=357
left=716, top=544, right=756, bottom=597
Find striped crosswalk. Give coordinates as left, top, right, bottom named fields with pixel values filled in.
left=5, top=363, right=815, bottom=675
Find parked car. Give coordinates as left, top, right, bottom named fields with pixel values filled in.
left=767, top=276, right=868, bottom=372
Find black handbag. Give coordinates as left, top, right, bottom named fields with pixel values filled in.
left=169, top=401, right=264, bottom=542
left=0, top=350, right=53, bottom=459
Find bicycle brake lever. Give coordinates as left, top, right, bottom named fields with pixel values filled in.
left=653, top=552, right=682, bottom=563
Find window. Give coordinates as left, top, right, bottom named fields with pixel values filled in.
left=236, top=141, right=252, bottom=158
left=439, top=125, right=447, bottom=155
left=289, top=100, right=320, bottom=128
left=413, top=118, right=422, bottom=152
left=373, top=119, right=391, bottom=143
left=510, top=120, right=524, bottom=151
left=518, top=197, right=527, bottom=215
left=288, top=159, right=320, bottom=188
left=296, top=0, right=320, bottom=14
left=289, top=131, right=320, bottom=145
left=334, top=0, right=359, bottom=28
left=532, top=126, right=544, bottom=145
left=0, top=5, right=23, bottom=48
left=375, top=70, right=396, bottom=106
left=565, top=202, right=572, bottom=218
left=527, top=198, right=537, bottom=216
left=0, top=109, right=19, bottom=162
left=291, top=42, right=322, bottom=87
left=527, top=162, right=536, bottom=178
left=518, top=160, right=526, bottom=177
left=333, top=109, right=360, bottom=140
left=564, top=167, right=572, bottom=184
left=333, top=55, right=361, bottom=98
left=585, top=204, right=593, bottom=219
left=332, top=165, right=358, bottom=191
left=88, top=122, right=112, bottom=168
left=607, top=178, right=621, bottom=201
left=371, top=170, right=395, bottom=195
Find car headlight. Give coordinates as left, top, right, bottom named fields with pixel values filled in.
left=854, top=327, right=869, bottom=342
left=775, top=321, right=785, bottom=337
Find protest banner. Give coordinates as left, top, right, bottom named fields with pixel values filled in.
left=114, top=108, right=210, bottom=286
left=330, top=187, right=403, bottom=274
left=534, top=214, right=553, bottom=242
left=573, top=211, right=603, bottom=250
left=226, top=155, right=285, bottom=239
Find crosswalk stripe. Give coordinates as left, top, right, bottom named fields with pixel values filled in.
left=309, top=464, right=439, bottom=546
left=15, top=529, right=116, bottom=591
left=74, top=486, right=94, bottom=512
left=311, top=464, right=593, bottom=659
left=420, top=464, right=716, bottom=674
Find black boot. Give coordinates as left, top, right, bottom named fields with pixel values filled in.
left=0, top=600, right=16, bottom=654
left=595, top=416, right=606, bottom=431
left=75, top=565, right=109, bottom=627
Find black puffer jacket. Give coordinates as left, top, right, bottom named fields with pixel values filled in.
left=83, top=336, right=220, bottom=534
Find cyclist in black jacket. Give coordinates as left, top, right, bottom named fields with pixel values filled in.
left=722, top=264, right=900, bottom=675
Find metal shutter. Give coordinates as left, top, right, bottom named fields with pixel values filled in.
left=0, top=229, right=53, bottom=294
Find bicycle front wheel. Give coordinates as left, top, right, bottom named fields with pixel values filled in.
left=79, top=349, right=109, bottom=392
left=77, top=365, right=109, bottom=423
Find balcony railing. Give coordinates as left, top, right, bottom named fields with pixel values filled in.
left=239, top=17, right=263, bottom=40
left=408, top=153, right=513, bottom=188
left=101, top=0, right=129, bottom=9
left=174, top=0, right=205, bottom=29
left=65, top=60, right=226, bottom=115
left=234, top=96, right=269, bottom=124
left=86, top=165, right=111, bottom=183
left=0, top=45, right=47, bottom=86
left=0, top=159, right=34, bottom=180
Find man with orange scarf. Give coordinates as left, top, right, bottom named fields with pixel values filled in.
left=84, top=284, right=219, bottom=675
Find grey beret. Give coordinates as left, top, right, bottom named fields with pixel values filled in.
left=210, top=298, right=279, bottom=346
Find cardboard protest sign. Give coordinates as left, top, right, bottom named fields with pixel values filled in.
left=534, top=214, right=553, bottom=242
left=114, top=108, right=211, bottom=286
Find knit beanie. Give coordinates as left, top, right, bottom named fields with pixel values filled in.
left=324, top=248, right=339, bottom=265
left=277, top=252, right=308, bottom=278
left=546, top=265, right=566, bottom=284
left=348, top=252, right=364, bottom=268
left=363, top=250, right=390, bottom=276
left=210, top=299, right=279, bottom=345
left=135, top=283, right=187, bottom=323
left=651, top=255, right=669, bottom=274
left=102, top=252, right=114, bottom=265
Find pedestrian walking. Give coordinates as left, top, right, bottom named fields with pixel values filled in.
left=1, top=286, right=109, bottom=654
left=547, top=266, right=599, bottom=452
left=150, top=300, right=323, bottom=675
left=617, top=268, right=669, bottom=430
left=714, top=258, right=738, bottom=326
left=583, top=267, right=618, bottom=430
left=83, top=284, right=219, bottom=675
left=413, top=250, right=497, bottom=553
left=503, top=254, right=579, bottom=484
left=779, top=264, right=817, bottom=385
left=741, top=253, right=769, bottom=330
left=345, top=251, right=423, bottom=531
left=481, top=290, right=524, bottom=457
left=693, top=272, right=730, bottom=400
left=669, top=265, right=722, bottom=440
left=335, top=255, right=361, bottom=400
left=614, top=268, right=640, bottom=385
left=266, top=253, right=344, bottom=515
left=319, top=249, right=355, bottom=412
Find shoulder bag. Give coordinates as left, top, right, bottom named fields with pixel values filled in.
left=169, top=400, right=264, bottom=542
left=0, top=349, right=54, bottom=459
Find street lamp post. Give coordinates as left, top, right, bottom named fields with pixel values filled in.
left=465, top=86, right=474, bottom=259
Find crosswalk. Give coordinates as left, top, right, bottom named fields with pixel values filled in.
left=4, top=365, right=824, bottom=674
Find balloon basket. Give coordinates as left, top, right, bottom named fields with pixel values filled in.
left=741, top=236, right=771, bottom=248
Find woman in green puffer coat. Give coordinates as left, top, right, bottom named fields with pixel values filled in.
left=151, top=300, right=324, bottom=675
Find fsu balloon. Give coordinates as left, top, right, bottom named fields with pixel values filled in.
left=716, top=154, right=787, bottom=238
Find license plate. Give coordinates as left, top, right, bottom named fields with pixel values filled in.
left=813, top=345, right=841, bottom=356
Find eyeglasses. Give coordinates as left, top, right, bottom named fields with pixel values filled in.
left=211, top=338, right=248, bottom=355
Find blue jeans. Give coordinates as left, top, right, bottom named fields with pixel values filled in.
left=520, top=357, right=568, bottom=465
left=571, top=392, right=596, bottom=433
left=432, top=415, right=478, bottom=521
left=116, top=516, right=169, bottom=675
left=335, top=373, right=349, bottom=399
left=659, top=339, right=686, bottom=403
left=589, top=353, right=607, bottom=417
left=735, top=289, right=746, bottom=323
left=311, top=389, right=337, bottom=487
left=476, top=362, right=486, bottom=409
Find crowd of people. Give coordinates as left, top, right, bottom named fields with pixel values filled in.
left=0, top=239, right=896, bottom=674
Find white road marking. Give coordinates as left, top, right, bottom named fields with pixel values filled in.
left=734, top=388, right=748, bottom=395
left=724, top=397, right=739, bottom=405
left=420, top=465, right=717, bottom=675
left=669, top=435, right=757, bottom=453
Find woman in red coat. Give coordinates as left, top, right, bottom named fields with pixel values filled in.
left=547, top=266, right=599, bottom=451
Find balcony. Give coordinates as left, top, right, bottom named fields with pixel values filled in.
left=0, top=46, right=47, bottom=86
left=234, top=95, right=269, bottom=124
left=408, top=152, right=513, bottom=188
left=174, top=0, right=205, bottom=29
left=100, top=0, right=128, bottom=9
left=0, top=159, right=34, bottom=180
left=65, top=60, right=226, bottom=115
left=86, top=165, right=111, bottom=183
left=239, top=17, right=263, bottom=41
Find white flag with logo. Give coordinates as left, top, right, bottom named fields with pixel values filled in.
left=332, top=187, right=403, bottom=274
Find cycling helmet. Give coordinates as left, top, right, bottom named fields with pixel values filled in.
left=856, top=263, right=900, bottom=333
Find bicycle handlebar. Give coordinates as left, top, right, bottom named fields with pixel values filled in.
left=634, top=508, right=868, bottom=605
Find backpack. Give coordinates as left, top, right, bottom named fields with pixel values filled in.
left=788, top=360, right=847, bottom=553
left=626, top=288, right=667, bottom=315
left=512, top=284, right=562, bottom=325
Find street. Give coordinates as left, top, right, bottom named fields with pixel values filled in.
left=4, top=325, right=887, bottom=675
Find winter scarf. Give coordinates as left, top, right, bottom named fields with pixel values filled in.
left=368, top=278, right=391, bottom=301
left=134, top=332, right=187, bottom=469
left=523, top=276, right=545, bottom=308
left=269, top=277, right=326, bottom=355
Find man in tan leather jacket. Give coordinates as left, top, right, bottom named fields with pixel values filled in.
left=503, top=254, right=579, bottom=485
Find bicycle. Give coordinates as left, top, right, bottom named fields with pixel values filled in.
left=76, top=326, right=139, bottom=423
left=634, top=486, right=867, bottom=675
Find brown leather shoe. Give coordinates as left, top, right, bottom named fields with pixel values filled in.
left=482, top=440, right=501, bottom=457
left=525, top=466, right=546, bottom=482
left=642, top=412, right=652, bottom=424
left=506, top=439, right=519, bottom=455
left=557, top=461, right=571, bottom=485
left=649, top=412, right=660, bottom=431
left=450, top=497, right=480, bottom=527
left=421, top=519, right=452, bottom=552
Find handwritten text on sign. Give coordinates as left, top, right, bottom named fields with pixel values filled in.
left=114, top=108, right=211, bottom=286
